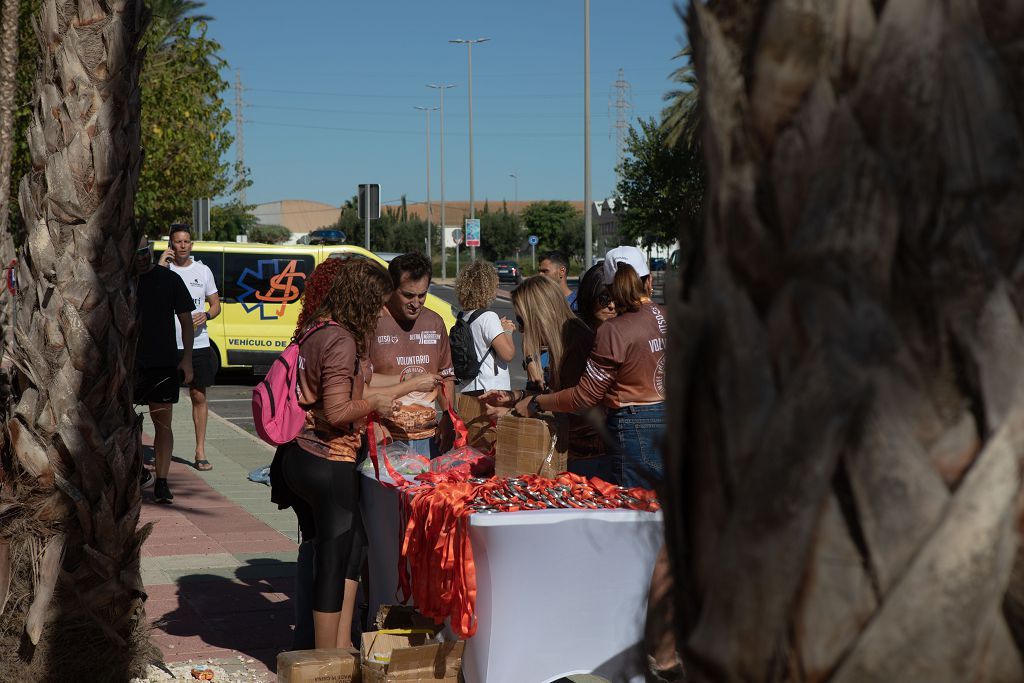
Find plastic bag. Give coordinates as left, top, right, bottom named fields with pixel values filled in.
left=429, top=445, right=494, bottom=478
left=359, top=440, right=431, bottom=485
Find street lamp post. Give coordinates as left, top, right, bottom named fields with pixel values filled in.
left=583, top=0, right=593, bottom=269
left=450, top=37, right=490, bottom=262
left=414, top=105, right=439, bottom=264
left=427, top=83, right=456, bottom=279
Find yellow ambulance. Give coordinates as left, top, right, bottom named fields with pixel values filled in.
left=153, top=241, right=456, bottom=374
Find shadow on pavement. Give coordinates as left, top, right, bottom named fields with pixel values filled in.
left=154, top=558, right=297, bottom=672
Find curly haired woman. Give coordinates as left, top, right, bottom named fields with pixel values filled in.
left=283, top=257, right=436, bottom=651
left=272, top=258, right=397, bottom=650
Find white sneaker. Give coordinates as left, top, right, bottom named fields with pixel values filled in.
left=140, top=469, right=155, bottom=489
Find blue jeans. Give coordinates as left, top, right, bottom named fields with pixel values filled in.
left=606, top=403, right=666, bottom=489
left=568, top=455, right=614, bottom=482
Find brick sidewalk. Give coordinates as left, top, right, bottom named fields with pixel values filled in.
left=139, top=400, right=296, bottom=681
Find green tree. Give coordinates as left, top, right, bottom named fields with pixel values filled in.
left=248, top=224, right=290, bottom=244
left=136, top=17, right=242, bottom=233
left=207, top=200, right=258, bottom=242
left=520, top=201, right=584, bottom=263
left=4, top=0, right=40, bottom=244
left=661, top=42, right=698, bottom=149
left=615, top=117, right=703, bottom=252
left=479, top=205, right=522, bottom=261
left=388, top=217, right=429, bottom=254
left=145, top=0, right=212, bottom=51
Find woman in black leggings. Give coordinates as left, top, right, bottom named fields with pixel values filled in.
left=272, top=259, right=396, bottom=649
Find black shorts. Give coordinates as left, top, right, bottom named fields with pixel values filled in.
left=134, top=367, right=180, bottom=405
left=178, top=346, right=216, bottom=389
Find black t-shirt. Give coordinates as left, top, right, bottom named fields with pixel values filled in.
left=136, top=266, right=193, bottom=369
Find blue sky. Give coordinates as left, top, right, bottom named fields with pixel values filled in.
left=209, top=1, right=687, bottom=210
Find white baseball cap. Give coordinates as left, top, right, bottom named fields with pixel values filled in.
left=603, top=246, right=650, bottom=284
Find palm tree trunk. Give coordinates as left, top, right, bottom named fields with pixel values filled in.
left=0, top=0, right=20, bottom=351
left=0, top=0, right=152, bottom=678
left=665, top=1, right=1024, bottom=681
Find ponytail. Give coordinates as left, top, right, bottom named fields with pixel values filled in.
left=609, top=263, right=645, bottom=313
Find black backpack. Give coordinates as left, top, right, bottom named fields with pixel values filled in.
left=449, top=310, right=494, bottom=384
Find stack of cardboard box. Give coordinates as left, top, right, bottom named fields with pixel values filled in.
left=277, top=606, right=464, bottom=683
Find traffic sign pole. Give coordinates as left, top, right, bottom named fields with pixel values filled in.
left=527, top=234, right=539, bottom=271
left=451, top=228, right=465, bottom=277
left=365, top=205, right=370, bottom=250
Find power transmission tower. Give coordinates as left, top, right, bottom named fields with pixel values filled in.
left=235, top=69, right=246, bottom=205
left=609, top=68, right=632, bottom=181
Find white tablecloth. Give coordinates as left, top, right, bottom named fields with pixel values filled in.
left=360, top=473, right=664, bottom=683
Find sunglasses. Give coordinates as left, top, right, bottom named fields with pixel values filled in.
left=598, top=292, right=614, bottom=308
left=135, top=243, right=153, bottom=256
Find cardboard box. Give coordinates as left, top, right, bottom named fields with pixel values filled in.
left=362, top=605, right=463, bottom=683
left=360, top=630, right=464, bottom=683
left=454, top=393, right=497, bottom=452
left=277, top=648, right=361, bottom=683
left=373, top=604, right=439, bottom=633
left=495, top=413, right=568, bottom=478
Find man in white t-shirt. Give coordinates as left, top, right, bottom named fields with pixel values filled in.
left=160, top=224, right=221, bottom=471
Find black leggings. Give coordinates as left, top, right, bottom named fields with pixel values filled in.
left=280, top=442, right=362, bottom=613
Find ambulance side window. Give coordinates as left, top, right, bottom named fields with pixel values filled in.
left=191, top=250, right=223, bottom=294
left=222, top=253, right=314, bottom=307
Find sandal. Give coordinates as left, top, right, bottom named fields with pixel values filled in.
left=194, top=458, right=213, bottom=471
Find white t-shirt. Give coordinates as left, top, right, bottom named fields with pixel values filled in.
left=460, top=309, right=511, bottom=393
left=169, top=259, right=218, bottom=349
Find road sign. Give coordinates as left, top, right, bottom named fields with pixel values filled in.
left=528, top=234, right=539, bottom=247
left=465, top=218, right=481, bottom=248
left=452, top=228, right=464, bottom=246
left=358, top=183, right=381, bottom=221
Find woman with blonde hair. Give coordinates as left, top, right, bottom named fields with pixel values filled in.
left=483, top=275, right=609, bottom=476
left=454, top=261, right=515, bottom=395
left=512, top=247, right=668, bottom=488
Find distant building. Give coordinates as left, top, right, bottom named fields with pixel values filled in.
left=253, top=199, right=342, bottom=233
left=592, top=197, right=674, bottom=262
left=592, top=198, right=621, bottom=256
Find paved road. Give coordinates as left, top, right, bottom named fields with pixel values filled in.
left=207, top=284, right=528, bottom=432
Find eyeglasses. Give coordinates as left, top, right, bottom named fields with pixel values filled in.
left=598, top=292, right=614, bottom=308
left=136, top=243, right=153, bottom=256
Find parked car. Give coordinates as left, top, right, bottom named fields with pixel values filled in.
left=650, top=257, right=667, bottom=272
left=308, top=229, right=346, bottom=245
left=494, top=260, right=523, bottom=285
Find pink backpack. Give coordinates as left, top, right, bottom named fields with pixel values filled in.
left=252, top=321, right=338, bottom=446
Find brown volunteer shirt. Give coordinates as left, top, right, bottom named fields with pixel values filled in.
left=369, top=308, right=455, bottom=440
left=294, top=324, right=372, bottom=462
left=550, top=300, right=667, bottom=412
